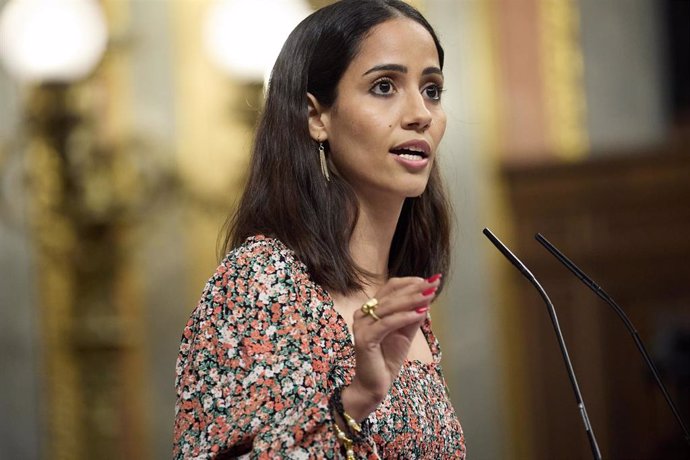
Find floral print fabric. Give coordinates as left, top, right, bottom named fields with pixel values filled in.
left=173, top=236, right=465, bottom=459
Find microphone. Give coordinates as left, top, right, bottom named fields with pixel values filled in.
left=482, top=228, right=603, bottom=460
left=535, top=233, right=690, bottom=447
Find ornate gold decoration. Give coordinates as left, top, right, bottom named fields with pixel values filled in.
left=26, top=119, right=81, bottom=460
left=539, top=0, right=589, bottom=159
left=18, top=80, right=167, bottom=459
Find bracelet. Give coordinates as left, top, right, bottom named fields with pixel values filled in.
left=342, top=412, right=362, bottom=435
left=329, top=386, right=371, bottom=442
left=332, top=421, right=355, bottom=460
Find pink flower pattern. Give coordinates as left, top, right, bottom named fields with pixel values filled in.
left=173, top=236, right=465, bottom=459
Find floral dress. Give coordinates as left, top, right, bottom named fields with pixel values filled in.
left=173, top=236, right=465, bottom=459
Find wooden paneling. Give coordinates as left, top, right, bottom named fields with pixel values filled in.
left=503, top=151, right=690, bottom=459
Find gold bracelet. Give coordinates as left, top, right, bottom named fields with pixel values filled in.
left=329, top=386, right=369, bottom=441
left=333, top=421, right=355, bottom=460
left=342, top=411, right=362, bottom=435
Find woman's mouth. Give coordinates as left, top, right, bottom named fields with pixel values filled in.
left=389, top=140, right=431, bottom=160
left=390, top=147, right=428, bottom=161
left=390, top=145, right=430, bottom=170
left=389, top=140, right=431, bottom=170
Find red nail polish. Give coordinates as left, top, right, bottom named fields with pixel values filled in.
left=415, top=306, right=429, bottom=314
left=426, top=273, right=442, bottom=283
left=422, top=287, right=437, bottom=296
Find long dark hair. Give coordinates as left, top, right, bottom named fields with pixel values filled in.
left=222, top=0, right=452, bottom=294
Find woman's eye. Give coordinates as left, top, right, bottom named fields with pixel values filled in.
left=424, top=84, right=443, bottom=101
left=371, top=79, right=395, bottom=96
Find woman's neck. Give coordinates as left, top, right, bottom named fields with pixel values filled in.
left=349, top=195, right=404, bottom=291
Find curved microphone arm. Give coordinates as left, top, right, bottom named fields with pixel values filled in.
left=483, top=228, right=602, bottom=460
left=535, top=233, right=690, bottom=448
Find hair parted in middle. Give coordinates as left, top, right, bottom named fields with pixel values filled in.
left=222, top=0, right=452, bottom=295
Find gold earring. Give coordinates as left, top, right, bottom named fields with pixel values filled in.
left=319, top=142, right=330, bottom=182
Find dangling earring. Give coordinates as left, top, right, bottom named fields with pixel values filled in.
left=319, top=142, right=330, bottom=182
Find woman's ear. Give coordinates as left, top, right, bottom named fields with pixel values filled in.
left=307, top=92, right=329, bottom=141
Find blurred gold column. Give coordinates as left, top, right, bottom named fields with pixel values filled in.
left=27, top=87, right=82, bottom=460
left=477, top=0, right=539, bottom=456
left=171, top=0, right=254, bottom=291
left=486, top=0, right=590, bottom=458
left=27, top=0, right=148, bottom=457
left=539, top=0, right=588, bottom=160
left=97, top=3, right=149, bottom=458
left=493, top=0, right=588, bottom=163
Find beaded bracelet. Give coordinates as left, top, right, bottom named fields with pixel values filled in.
left=332, top=421, right=355, bottom=460
left=329, top=386, right=371, bottom=442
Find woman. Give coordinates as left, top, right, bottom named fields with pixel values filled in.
left=173, top=0, right=465, bottom=458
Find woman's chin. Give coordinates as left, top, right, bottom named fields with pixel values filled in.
left=403, top=182, right=429, bottom=199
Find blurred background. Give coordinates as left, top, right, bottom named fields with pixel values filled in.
left=0, top=0, right=688, bottom=459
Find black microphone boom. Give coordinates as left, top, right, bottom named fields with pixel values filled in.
left=535, top=233, right=690, bottom=447
left=482, top=228, right=603, bottom=460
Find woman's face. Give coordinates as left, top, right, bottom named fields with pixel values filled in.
left=319, top=17, right=446, bottom=202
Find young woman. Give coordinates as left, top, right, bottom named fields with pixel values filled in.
left=173, top=1, right=465, bottom=458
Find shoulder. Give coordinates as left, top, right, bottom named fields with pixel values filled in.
left=211, top=235, right=315, bottom=308
left=220, top=235, right=305, bottom=282
left=226, top=235, right=298, bottom=268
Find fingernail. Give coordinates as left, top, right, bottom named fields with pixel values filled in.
left=426, top=273, right=442, bottom=283
left=415, top=306, right=429, bottom=314
left=422, top=287, right=437, bottom=296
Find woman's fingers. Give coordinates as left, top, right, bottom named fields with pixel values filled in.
left=355, top=276, right=441, bottom=321
left=354, top=294, right=430, bottom=325
left=375, top=275, right=437, bottom=298
left=364, top=308, right=428, bottom=343
left=354, top=301, right=431, bottom=347
left=348, top=275, right=441, bottom=407
left=384, top=275, right=442, bottom=302
left=353, top=311, right=427, bottom=401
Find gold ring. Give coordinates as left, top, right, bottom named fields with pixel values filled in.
left=361, top=298, right=381, bottom=321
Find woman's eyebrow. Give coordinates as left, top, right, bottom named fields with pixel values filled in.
left=422, top=66, right=443, bottom=77
left=362, top=64, right=443, bottom=77
left=363, top=63, right=407, bottom=76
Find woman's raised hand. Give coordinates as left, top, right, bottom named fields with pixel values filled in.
left=341, top=274, right=442, bottom=422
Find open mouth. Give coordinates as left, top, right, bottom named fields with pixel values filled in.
left=390, top=147, right=428, bottom=161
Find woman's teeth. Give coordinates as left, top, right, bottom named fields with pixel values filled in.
left=391, top=147, right=427, bottom=160
left=398, top=153, right=424, bottom=160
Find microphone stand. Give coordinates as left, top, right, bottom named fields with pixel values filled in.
left=483, top=228, right=603, bottom=460
left=535, top=233, right=690, bottom=447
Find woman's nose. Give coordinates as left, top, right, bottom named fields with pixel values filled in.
left=401, top=92, right=432, bottom=131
